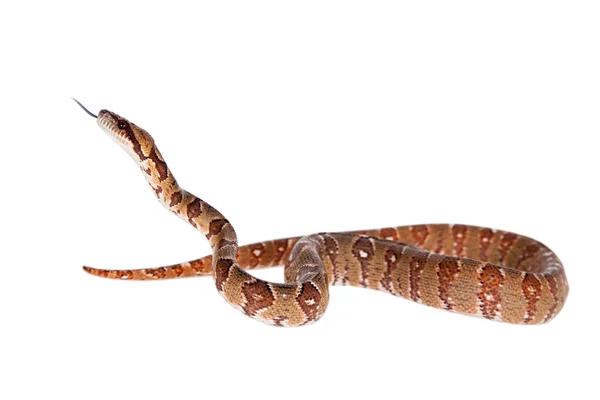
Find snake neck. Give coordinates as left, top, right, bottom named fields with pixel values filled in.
left=142, top=163, right=239, bottom=258
left=98, top=114, right=240, bottom=261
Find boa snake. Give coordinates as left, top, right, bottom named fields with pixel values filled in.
left=76, top=100, right=569, bottom=327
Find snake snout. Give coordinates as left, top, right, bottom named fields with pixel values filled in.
left=97, top=110, right=115, bottom=130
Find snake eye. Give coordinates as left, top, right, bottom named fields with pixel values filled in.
left=118, top=121, right=127, bottom=130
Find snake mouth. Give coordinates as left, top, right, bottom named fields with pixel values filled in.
left=97, top=109, right=119, bottom=133
left=97, top=110, right=134, bottom=147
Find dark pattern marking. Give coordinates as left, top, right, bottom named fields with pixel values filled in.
left=382, top=244, right=403, bottom=295
left=214, top=258, right=233, bottom=291
left=478, top=264, right=504, bottom=319
left=248, top=243, right=265, bottom=268
left=411, top=225, right=429, bottom=247
left=409, top=252, right=428, bottom=302
left=352, top=237, right=375, bottom=287
left=452, top=225, right=467, bottom=257
left=479, top=228, right=494, bottom=261
left=522, top=273, right=542, bottom=323
left=544, top=275, right=559, bottom=322
left=437, top=257, right=461, bottom=310
left=208, top=218, right=229, bottom=239
left=498, top=232, right=517, bottom=263
left=149, top=147, right=168, bottom=181
left=515, top=243, right=541, bottom=269
left=272, top=316, right=289, bottom=327
left=190, top=259, right=207, bottom=275
left=272, top=239, right=289, bottom=266
left=297, top=282, right=322, bottom=322
left=145, top=267, right=167, bottom=279
left=379, top=227, right=398, bottom=241
left=242, top=280, right=275, bottom=316
left=171, top=265, right=185, bottom=277
left=186, top=198, right=203, bottom=228
left=323, top=235, right=339, bottom=284
left=169, top=190, right=183, bottom=208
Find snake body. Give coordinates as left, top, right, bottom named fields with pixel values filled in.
left=82, top=106, right=568, bottom=327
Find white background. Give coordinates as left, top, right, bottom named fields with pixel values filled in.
left=1, top=1, right=598, bottom=399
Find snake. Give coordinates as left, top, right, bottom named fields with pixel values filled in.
left=75, top=100, right=569, bottom=327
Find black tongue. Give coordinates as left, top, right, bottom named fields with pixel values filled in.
left=72, top=98, right=97, bottom=118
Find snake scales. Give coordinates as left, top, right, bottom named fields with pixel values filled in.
left=77, top=101, right=568, bottom=327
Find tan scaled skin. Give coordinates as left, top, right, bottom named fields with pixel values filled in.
left=79, top=102, right=568, bottom=326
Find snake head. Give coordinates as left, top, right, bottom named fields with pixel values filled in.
left=73, top=101, right=154, bottom=163
left=97, top=109, right=155, bottom=162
